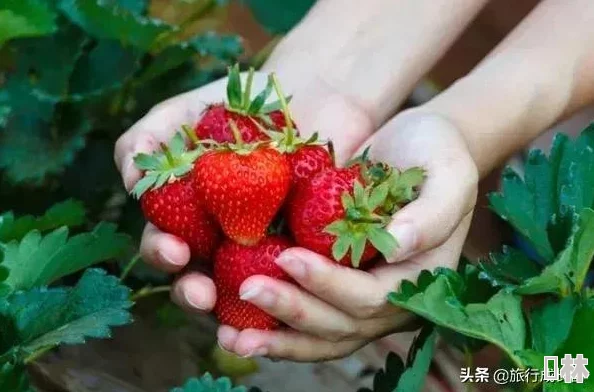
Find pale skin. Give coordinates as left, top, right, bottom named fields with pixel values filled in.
left=114, top=0, right=594, bottom=361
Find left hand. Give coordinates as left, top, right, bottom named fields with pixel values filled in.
left=217, top=110, right=478, bottom=361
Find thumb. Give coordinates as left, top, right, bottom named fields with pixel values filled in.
left=385, top=159, right=478, bottom=262
left=353, top=112, right=479, bottom=262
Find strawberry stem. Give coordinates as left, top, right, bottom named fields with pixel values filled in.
left=242, top=67, right=255, bottom=111
left=160, top=142, right=176, bottom=166
left=182, top=124, right=200, bottom=147
left=270, top=73, right=295, bottom=144
left=228, top=120, right=244, bottom=148
left=328, top=140, right=336, bottom=166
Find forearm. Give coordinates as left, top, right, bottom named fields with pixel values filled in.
left=262, top=0, right=488, bottom=127
left=423, top=0, right=594, bottom=178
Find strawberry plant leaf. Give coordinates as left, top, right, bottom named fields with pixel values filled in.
left=545, top=298, right=594, bottom=391
left=529, top=295, right=578, bottom=355
left=137, top=33, right=242, bottom=83
left=478, top=246, right=541, bottom=288
left=0, top=200, right=86, bottom=243
left=115, top=0, right=148, bottom=14
left=244, top=0, right=315, bottom=34
left=67, top=39, right=140, bottom=100
left=0, top=103, right=92, bottom=184
left=517, top=208, right=594, bottom=296
left=0, top=361, right=31, bottom=392
left=0, top=0, right=57, bottom=46
left=0, top=268, right=132, bottom=356
left=489, top=167, right=555, bottom=263
left=171, top=372, right=249, bottom=392
left=59, top=0, right=174, bottom=51
left=388, top=267, right=527, bottom=366
left=358, top=326, right=436, bottom=392
left=2, top=222, right=131, bottom=292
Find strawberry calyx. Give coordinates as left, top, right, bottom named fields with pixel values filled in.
left=324, top=162, right=426, bottom=267
left=225, top=64, right=286, bottom=118
left=131, top=132, right=202, bottom=198
left=206, top=120, right=264, bottom=156
left=324, top=180, right=396, bottom=268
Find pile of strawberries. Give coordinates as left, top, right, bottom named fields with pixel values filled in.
left=132, top=65, right=425, bottom=331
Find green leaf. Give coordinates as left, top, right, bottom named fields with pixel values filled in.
left=113, top=0, right=148, bottom=14
left=0, top=103, right=92, bottom=184
left=59, top=0, right=174, bottom=51
left=529, top=295, right=578, bottom=355
left=67, top=39, right=140, bottom=100
left=136, top=33, right=242, bottom=84
left=478, top=246, right=541, bottom=288
left=170, top=373, right=249, bottom=392
left=0, top=0, right=57, bottom=45
left=389, top=267, right=527, bottom=366
left=0, top=361, right=31, bottom=392
left=0, top=200, right=86, bottom=243
left=369, top=182, right=390, bottom=210
left=0, top=268, right=132, bottom=356
left=244, top=0, right=315, bottom=33
left=2, top=222, right=131, bottom=292
left=518, top=208, right=594, bottom=296
left=489, top=168, right=555, bottom=263
left=358, top=326, right=436, bottom=392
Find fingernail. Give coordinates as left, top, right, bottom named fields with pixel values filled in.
left=123, top=156, right=136, bottom=192
left=217, top=340, right=233, bottom=354
left=242, top=347, right=268, bottom=358
left=240, top=285, right=276, bottom=307
left=182, top=286, right=208, bottom=310
left=158, top=250, right=184, bottom=266
left=388, top=223, right=417, bottom=263
left=275, top=255, right=306, bottom=279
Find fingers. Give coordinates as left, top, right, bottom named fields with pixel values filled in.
left=274, top=248, right=397, bottom=319
left=171, top=272, right=217, bottom=312
left=239, top=275, right=360, bottom=341
left=140, top=223, right=190, bottom=273
left=217, top=327, right=366, bottom=362
left=361, top=112, right=478, bottom=262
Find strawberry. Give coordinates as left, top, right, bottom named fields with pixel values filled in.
left=132, top=133, right=221, bottom=260
left=288, top=161, right=425, bottom=268
left=214, top=236, right=292, bottom=330
left=193, top=124, right=291, bottom=246
left=194, top=65, right=292, bottom=143
left=260, top=74, right=333, bottom=186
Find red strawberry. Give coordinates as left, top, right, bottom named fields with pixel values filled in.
left=193, top=127, right=291, bottom=246
left=194, top=65, right=292, bottom=143
left=264, top=74, right=333, bottom=186
left=132, top=133, right=221, bottom=260
left=214, top=236, right=292, bottom=330
left=288, top=162, right=425, bottom=268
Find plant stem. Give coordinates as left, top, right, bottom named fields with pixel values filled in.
left=130, top=285, right=171, bottom=302
left=24, top=346, right=54, bottom=364
left=182, top=124, right=200, bottom=146
left=228, top=119, right=244, bottom=147
left=119, top=253, right=141, bottom=282
left=270, top=73, right=294, bottom=140
left=463, top=347, right=473, bottom=392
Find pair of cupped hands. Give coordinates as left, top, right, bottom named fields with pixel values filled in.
left=114, top=65, right=478, bottom=362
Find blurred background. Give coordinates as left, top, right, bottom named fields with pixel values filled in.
left=2, top=0, right=593, bottom=391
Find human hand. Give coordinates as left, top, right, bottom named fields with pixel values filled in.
left=216, top=110, right=478, bottom=361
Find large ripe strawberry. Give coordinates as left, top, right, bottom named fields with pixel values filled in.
left=288, top=162, right=425, bottom=268
left=194, top=65, right=292, bottom=143
left=132, top=133, right=221, bottom=260
left=193, top=126, right=291, bottom=246
left=214, top=236, right=292, bottom=330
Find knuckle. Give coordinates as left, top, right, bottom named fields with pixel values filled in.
left=352, top=296, right=386, bottom=319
